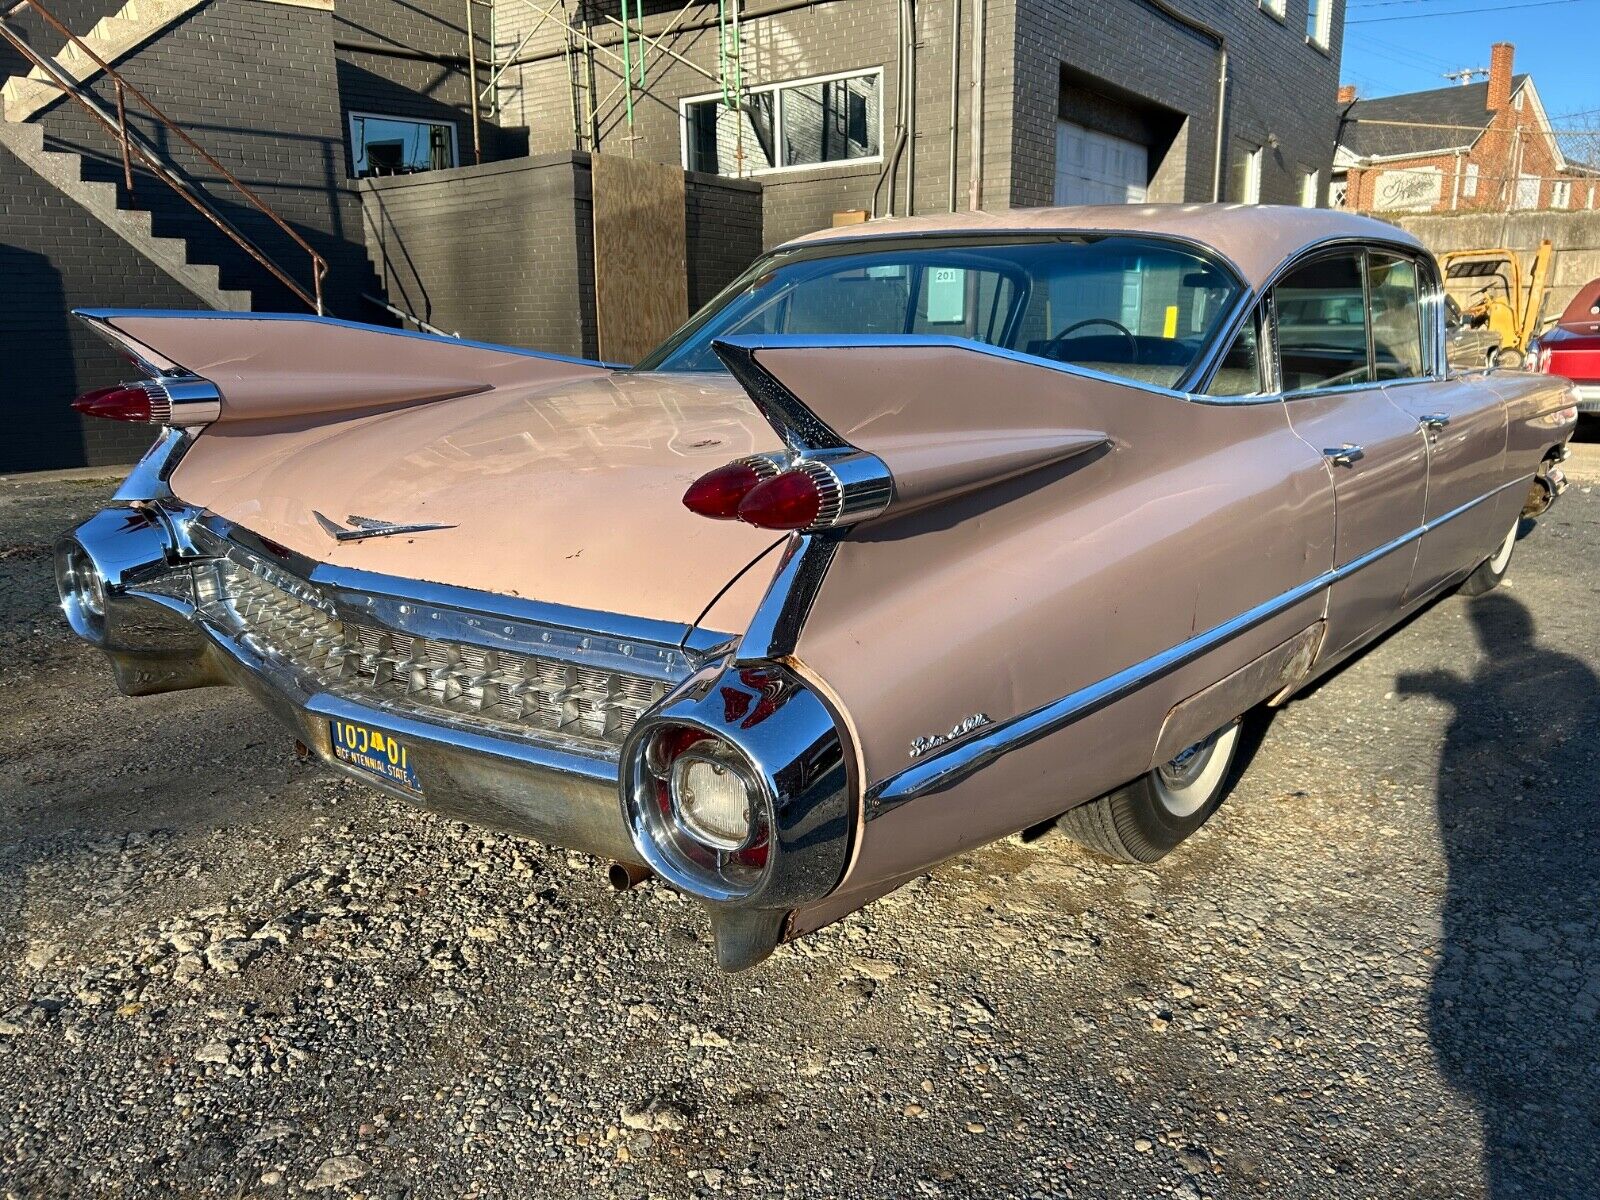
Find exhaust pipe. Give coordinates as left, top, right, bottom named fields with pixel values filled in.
left=1523, top=466, right=1568, bottom=518
left=608, top=861, right=653, bottom=891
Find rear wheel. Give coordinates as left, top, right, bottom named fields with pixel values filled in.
left=1057, top=721, right=1242, bottom=864
left=1460, top=518, right=1518, bottom=596
left=1493, top=346, right=1524, bottom=370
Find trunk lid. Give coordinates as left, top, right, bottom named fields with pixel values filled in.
left=168, top=371, right=786, bottom=633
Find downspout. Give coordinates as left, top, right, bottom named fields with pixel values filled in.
left=967, top=0, right=984, bottom=209
left=1138, top=0, right=1228, bottom=201
left=904, top=0, right=917, bottom=215
left=872, top=0, right=911, bottom=217
left=947, top=0, right=960, bottom=211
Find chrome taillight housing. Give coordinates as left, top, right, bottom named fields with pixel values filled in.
left=620, top=661, right=853, bottom=910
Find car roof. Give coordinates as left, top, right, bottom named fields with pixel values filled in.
left=776, top=204, right=1426, bottom=291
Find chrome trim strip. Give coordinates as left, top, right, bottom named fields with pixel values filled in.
left=112, top=427, right=194, bottom=503
left=739, top=532, right=841, bottom=662
left=71, top=307, right=624, bottom=370
left=868, top=476, right=1524, bottom=814
left=714, top=331, right=1200, bottom=403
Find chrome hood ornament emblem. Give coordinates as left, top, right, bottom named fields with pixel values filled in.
left=313, top=511, right=457, bottom=542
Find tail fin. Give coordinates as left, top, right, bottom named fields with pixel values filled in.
left=75, top=309, right=612, bottom=426
left=708, top=335, right=1112, bottom=523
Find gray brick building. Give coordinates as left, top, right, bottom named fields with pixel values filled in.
left=493, top=0, right=1346, bottom=246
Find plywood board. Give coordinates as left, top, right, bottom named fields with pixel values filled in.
left=591, top=154, right=689, bottom=364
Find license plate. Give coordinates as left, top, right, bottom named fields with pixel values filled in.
left=329, top=719, right=422, bottom=794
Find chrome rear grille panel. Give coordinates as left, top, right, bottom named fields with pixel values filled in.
left=199, top=554, right=678, bottom=753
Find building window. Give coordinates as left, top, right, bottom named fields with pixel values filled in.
left=348, top=113, right=458, bottom=178
left=682, top=69, right=882, bottom=177
left=1301, top=169, right=1321, bottom=207
left=1462, top=162, right=1479, bottom=198
left=1260, top=0, right=1286, bottom=20
left=1553, top=180, right=1572, bottom=209
left=1230, top=141, right=1262, bottom=203
left=1306, top=0, right=1332, bottom=47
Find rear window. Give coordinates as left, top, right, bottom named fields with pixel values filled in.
left=635, top=235, right=1242, bottom=390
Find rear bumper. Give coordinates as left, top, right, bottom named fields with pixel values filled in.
left=1573, top=383, right=1600, bottom=414
left=56, top=503, right=857, bottom=968
left=56, top=504, right=652, bottom=863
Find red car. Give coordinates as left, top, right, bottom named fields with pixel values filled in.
left=1536, top=279, right=1600, bottom=414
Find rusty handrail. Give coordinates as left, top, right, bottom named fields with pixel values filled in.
left=0, top=0, right=327, bottom=312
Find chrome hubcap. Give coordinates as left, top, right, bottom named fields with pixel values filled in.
left=1153, top=721, right=1240, bottom=819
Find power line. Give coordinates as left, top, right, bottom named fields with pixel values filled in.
left=1349, top=0, right=1585, bottom=20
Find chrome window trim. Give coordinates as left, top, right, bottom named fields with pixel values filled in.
left=868, top=475, right=1526, bottom=814
left=1191, top=234, right=1445, bottom=402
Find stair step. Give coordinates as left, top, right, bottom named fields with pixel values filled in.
left=2, top=0, right=207, bottom=122
left=0, top=120, right=257, bottom=311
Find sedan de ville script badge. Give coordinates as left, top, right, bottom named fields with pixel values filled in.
left=313, top=512, right=457, bottom=542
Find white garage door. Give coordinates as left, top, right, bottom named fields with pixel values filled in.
left=1054, top=120, right=1149, bottom=206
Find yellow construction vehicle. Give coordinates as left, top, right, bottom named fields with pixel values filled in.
left=1440, top=239, right=1555, bottom=369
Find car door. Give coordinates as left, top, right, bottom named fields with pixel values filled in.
left=1272, top=247, right=1430, bottom=656
left=1371, top=251, right=1509, bottom=600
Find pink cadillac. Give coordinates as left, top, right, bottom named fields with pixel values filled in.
left=58, top=206, right=1577, bottom=969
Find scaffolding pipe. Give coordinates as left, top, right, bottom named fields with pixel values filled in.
left=904, top=0, right=916, bottom=215
left=947, top=0, right=959, bottom=211
left=968, top=0, right=983, bottom=209
left=620, top=0, right=634, bottom=139
left=465, top=0, right=482, bottom=163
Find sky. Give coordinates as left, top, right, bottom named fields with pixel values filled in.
left=1338, top=0, right=1600, bottom=140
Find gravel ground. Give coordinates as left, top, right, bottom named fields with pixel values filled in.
left=2, top=450, right=1598, bottom=1200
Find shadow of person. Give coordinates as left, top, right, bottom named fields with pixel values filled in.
left=1398, top=591, right=1600, bottom=1198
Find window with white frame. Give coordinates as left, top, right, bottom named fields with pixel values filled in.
left=1462, top=162, right=1479, bottom=198
left=1306, top=0, right=1332, bottom=47
left=1301, top=168, right=1321, bottom=207
left=348, top=113, right=457, bottom=178
left=1230, top=141, right=1262, bottom=203
left=682, top=69, right=882, bottom=177
left=1553, top=179, right=1572, bottom=209
left=1260, top=0, right=1286, bottom=19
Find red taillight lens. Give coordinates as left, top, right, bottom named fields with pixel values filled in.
left=683, top=462, right=764, bottom=520
left=737, top=470, right=821, bottom=530
left=71, top=384, right=154, bottom=423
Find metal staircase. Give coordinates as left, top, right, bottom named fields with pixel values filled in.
left=0, top=0, right=327, bottom=312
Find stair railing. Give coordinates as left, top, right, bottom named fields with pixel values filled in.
left=0, top=0, right=328, bottom=312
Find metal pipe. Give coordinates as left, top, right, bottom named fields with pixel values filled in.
left=967, top=0, right=983, bottom=209
left=608, top=861, right=653, bottom=890
left=500, top=0, right=830, bottom=71
left=1211, top=46, right=1228, bottom=202
left=904, top=0, right=916, bottom=216
left=871, top=0, right=911, bottom=218
left=947, top=0, right=959, bottom=212
left=465, top=0, right=482, bottom=164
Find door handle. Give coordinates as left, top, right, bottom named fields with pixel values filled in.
left=1420, top=413, right=1451, bottom=432
left=1324, top=444, right=1365, bottom=467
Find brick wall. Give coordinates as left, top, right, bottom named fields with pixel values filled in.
left=0, top=142, right=196, bottom=470
left=493, top=0, right=1340, bottom=241
left=358, top=151, right=762, bottom=357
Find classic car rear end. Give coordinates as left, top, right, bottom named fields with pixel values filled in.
left=58, top=206, right=1578, bottom=971
left=1534, top=278, right=1600, bottom=413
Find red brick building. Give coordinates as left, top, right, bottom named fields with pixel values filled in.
left=1333, top=43, right=1598, bottom=214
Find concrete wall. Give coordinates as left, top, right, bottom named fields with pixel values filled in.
left=1389, top=209, right=1600, bottom=319
left=358, top=151, right=762, bottom=358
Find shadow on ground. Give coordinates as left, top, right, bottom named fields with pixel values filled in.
left=1400, top=591, right=1600, bottom=1198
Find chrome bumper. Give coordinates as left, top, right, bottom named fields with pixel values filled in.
left=57, top=504, right=658, bottom=863
left=59, top=502, right=857, bottom=969
left=1574, top=384, right=1600, bottom=414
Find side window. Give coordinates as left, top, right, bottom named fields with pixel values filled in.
left=1274, top=251, right=1372, bottom=393
left=1369, top=253, right=1425, bottom=380
left=1204, top=311, right=1265, bottom=396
